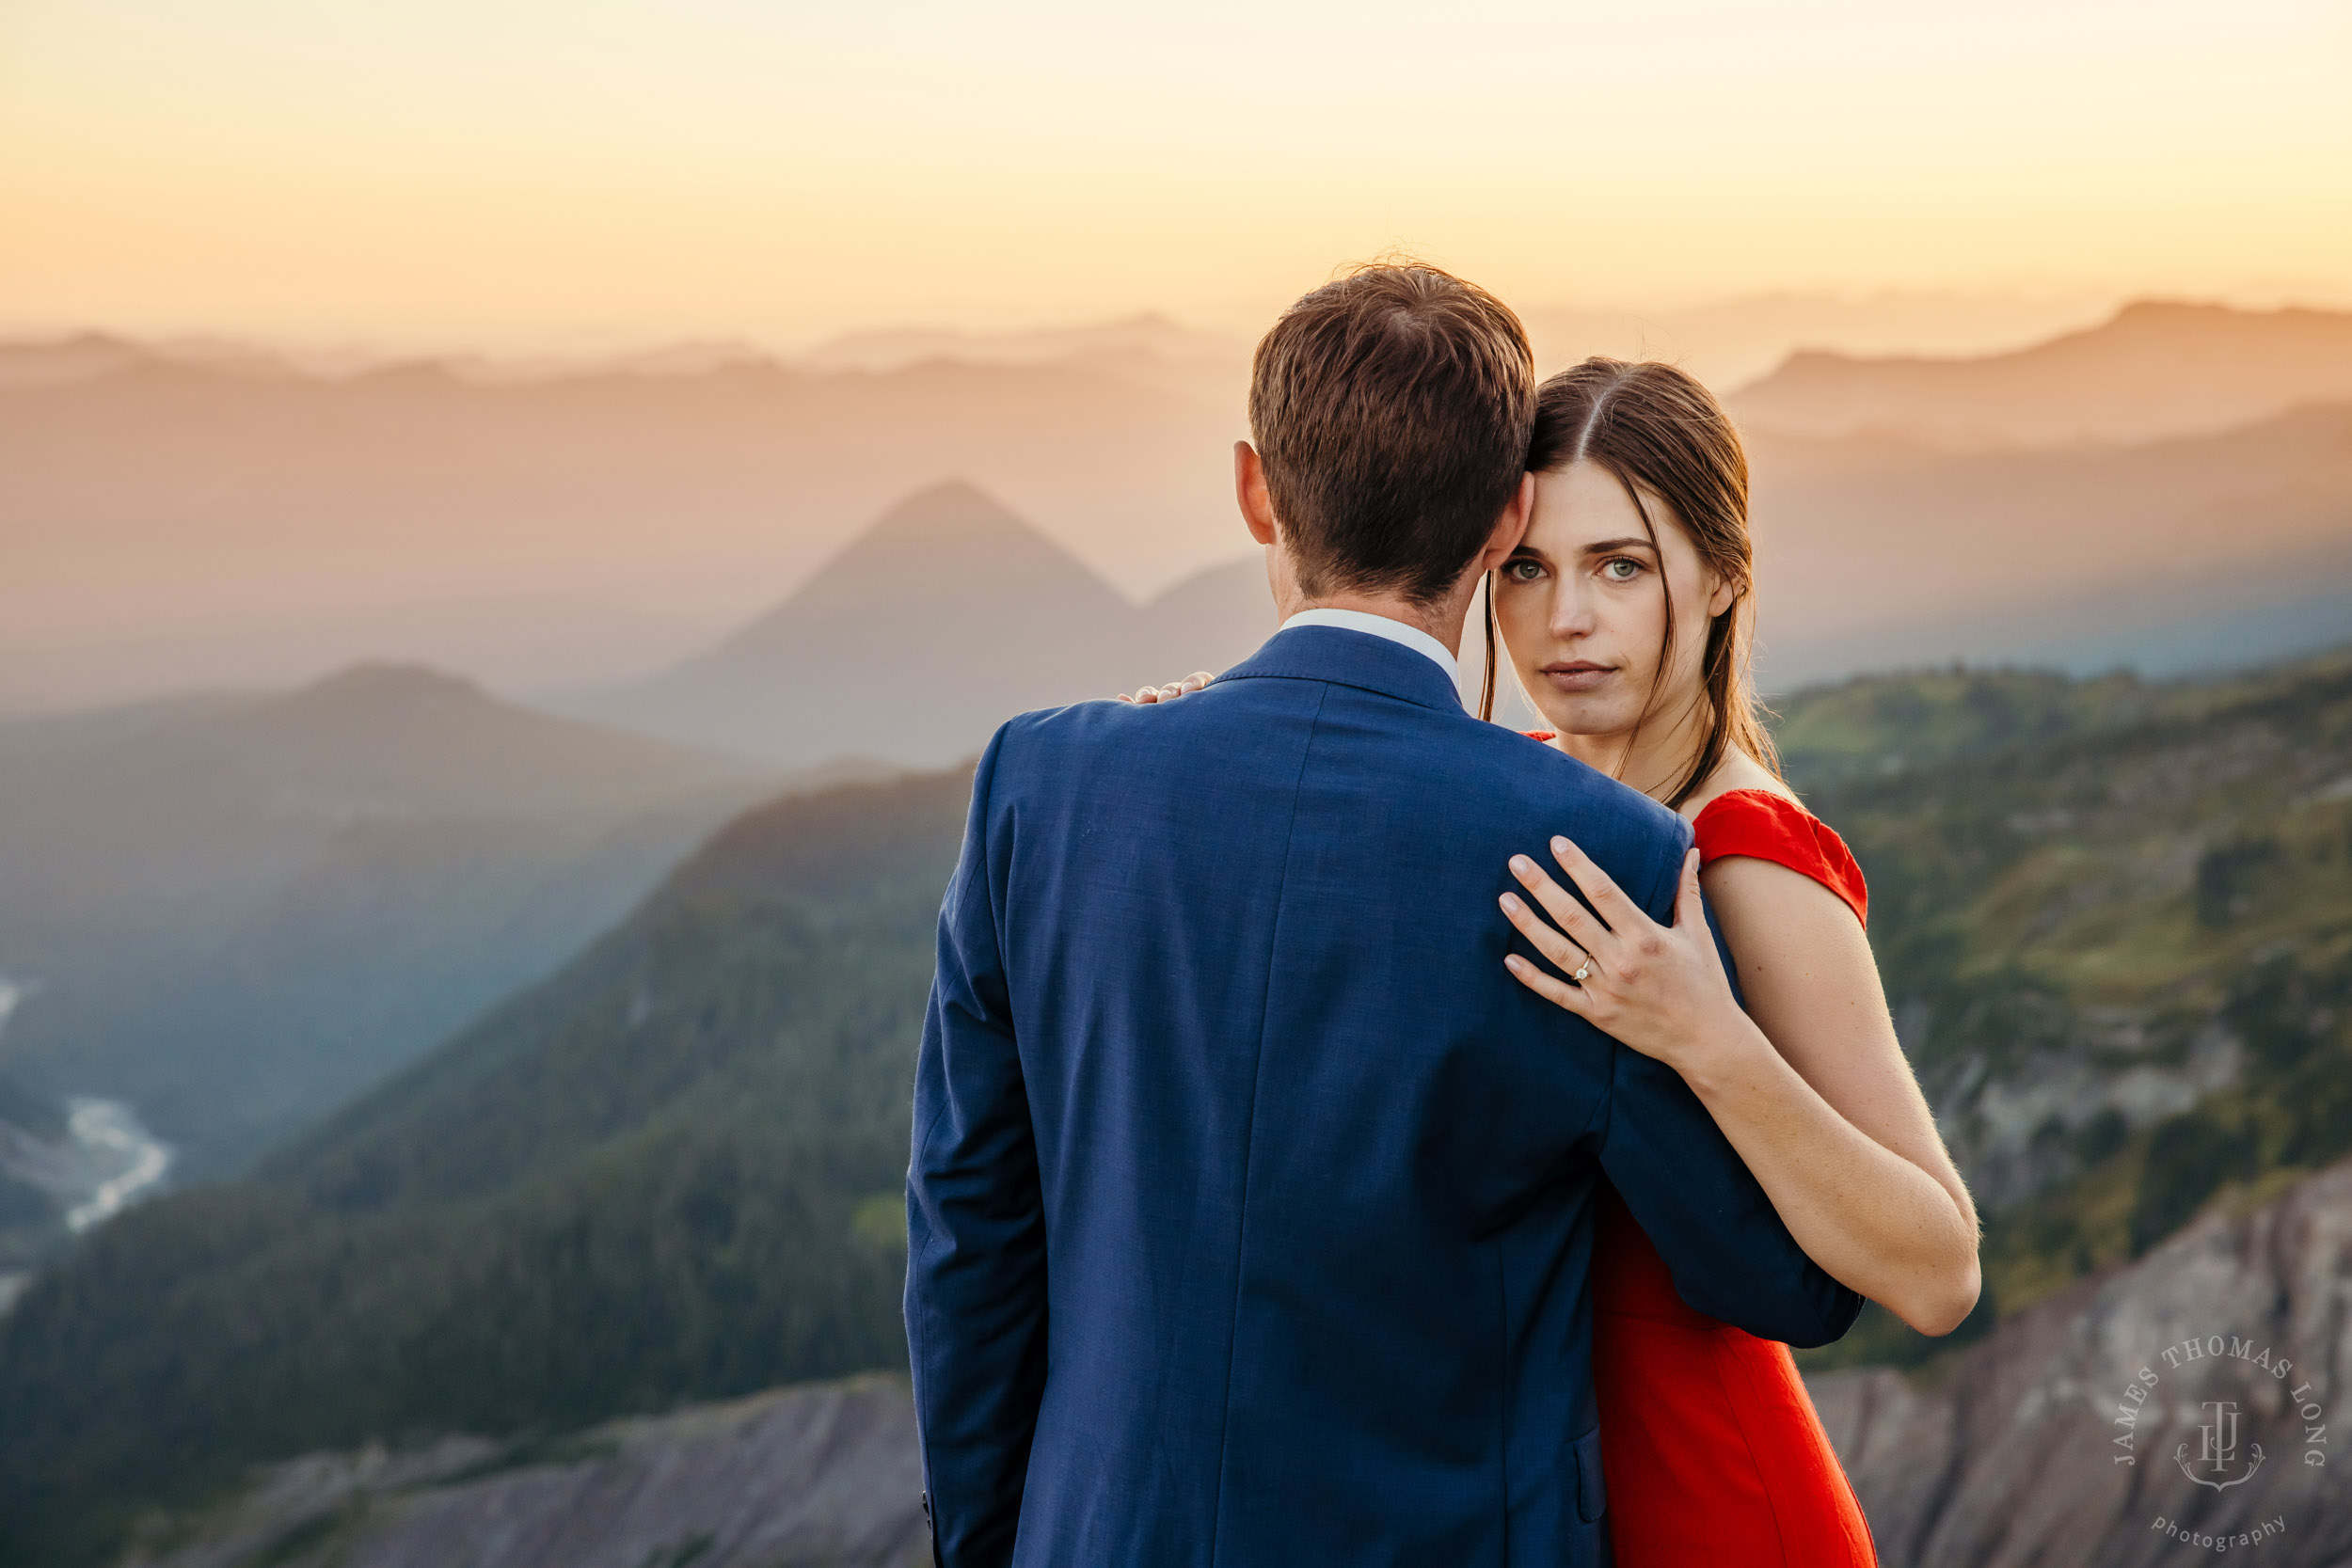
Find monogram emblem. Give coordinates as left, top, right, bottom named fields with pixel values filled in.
left=2175, top=1399, right=2265, bottom=1490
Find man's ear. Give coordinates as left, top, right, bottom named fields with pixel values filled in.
left=1474, top=472, right=1536, bottom=574
left=1235, top=441, right=1279, bottom=546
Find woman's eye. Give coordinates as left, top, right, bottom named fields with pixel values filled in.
left=1502, top=560, right=1544, bottom=582
left=1601, top=558, right=1645, bottom=582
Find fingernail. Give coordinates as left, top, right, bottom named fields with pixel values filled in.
left=1551, top=835, right=1569, bottom=852
left=1504, top=956, right=1527, bottom=972
left=1510, top=855, right=1534, bottom=875
left=1500, top=893, right=1521, bottom=913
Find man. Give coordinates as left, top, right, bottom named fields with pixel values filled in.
left=906, top=264, right=1861, bottom=1567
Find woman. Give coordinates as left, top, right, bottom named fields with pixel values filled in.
left=1489, top=357, right=1979, bottom=1566
left=1130, top=358, right=1980, bottom=1567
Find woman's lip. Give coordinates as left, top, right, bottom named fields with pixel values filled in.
left=1539, top=663, right=1614, bottom=689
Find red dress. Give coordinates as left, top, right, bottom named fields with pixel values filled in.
left=1599, top=785, right=1877, bottom=1566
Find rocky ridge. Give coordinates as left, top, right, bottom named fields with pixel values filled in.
left=1814, top=1157, right=2352, bottom=1566
left=122, top=1376, right=926, bottom=1568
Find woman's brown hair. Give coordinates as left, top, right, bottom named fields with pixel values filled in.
left=1479, top=356, right=1780, bottom=809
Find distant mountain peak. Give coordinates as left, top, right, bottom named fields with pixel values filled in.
left=1732, top=296, right=2352, bottom=450
left=0, top=330, right=160, bottom=388
left=2099, top=296, right=2352, bottom=335
left=752, top=480, right=1113, bottom=613
left=2107, top=297, right=2233, bottom=323
left=860, top=481, right=1033, bottom=546
left=294, top=662, right=489, bottom=710
left=589, top=481, right=1173, bottom=766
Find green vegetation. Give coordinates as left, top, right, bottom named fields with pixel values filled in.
left=4, top=647, right=2350, bottom=1560
left=1770, top=665, right=2159, bottom=788
left=1787, top=649, right=2352, bottom=1371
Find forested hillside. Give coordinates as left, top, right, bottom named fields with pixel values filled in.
left=1780, top=649, right=2352, bottom=1367
left=4, top=647, right=2348, bottom=1565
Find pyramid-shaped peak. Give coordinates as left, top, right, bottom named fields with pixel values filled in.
left=862, top=481, right=1033, bottom=546
left=286, top=661, right=491, bottom=714
left=661, top=478, right=1127, bottom=678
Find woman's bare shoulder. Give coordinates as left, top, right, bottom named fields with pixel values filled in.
left=1676, top=750, right=1799, bottom=822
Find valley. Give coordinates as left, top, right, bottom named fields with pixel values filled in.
left=0, top=663, right=790, bottom=1291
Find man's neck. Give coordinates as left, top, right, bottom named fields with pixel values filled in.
left=1276, top=590, right=1470, bottom=658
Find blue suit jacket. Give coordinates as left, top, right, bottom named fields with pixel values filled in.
left=906, top=626, right=1861, bottom=1568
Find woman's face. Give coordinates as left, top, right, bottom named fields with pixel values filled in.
left=1492, top=459, right=1731, bottom=742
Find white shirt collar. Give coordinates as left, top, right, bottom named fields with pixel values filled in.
left=1279, top=608, right=1459, bottom=682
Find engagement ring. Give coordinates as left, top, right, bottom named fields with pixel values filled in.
left=1572, top=958, right=1594, bottom=983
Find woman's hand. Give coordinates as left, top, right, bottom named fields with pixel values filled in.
left=1498, top=837, right=1756, bottom=1076
left=1116, top=671, right=1214, bottom=704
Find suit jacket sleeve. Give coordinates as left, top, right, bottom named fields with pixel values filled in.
left=905, top=727, right=1047, bottom=1566
left=1593, top=832, right=1866, bottom=1349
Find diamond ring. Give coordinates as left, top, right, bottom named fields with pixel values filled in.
left=1571, top=958, right=1594, bottom=983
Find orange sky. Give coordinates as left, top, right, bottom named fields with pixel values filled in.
left=3, top=0, right=2349, bottom=350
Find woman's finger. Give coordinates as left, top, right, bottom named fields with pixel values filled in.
left=1504, top=953, right=1591, bottom=1013
left=1499, top=890, right=1593, bottom=974
left=1673, top=846, right=1705, bottom=931
left=1548, top=835, right=1652, bottom=936
left=1508, top=853, right=1613, bottom=958
left=1120, top=672, right=1214, bottom=704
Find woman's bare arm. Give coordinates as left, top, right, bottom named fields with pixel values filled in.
left=1502, top=841, right=1981, bottom=1336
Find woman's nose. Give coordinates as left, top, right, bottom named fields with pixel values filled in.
left=1551, top=588, right=1596, bottom=639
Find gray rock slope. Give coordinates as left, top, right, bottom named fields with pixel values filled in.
left=1814, top=1158, right=2352, bottom=1566
left=123, top=1376, right=926, bottom=1568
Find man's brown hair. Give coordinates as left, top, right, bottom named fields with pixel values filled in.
left=1249, top=263, right=1534, bottom=606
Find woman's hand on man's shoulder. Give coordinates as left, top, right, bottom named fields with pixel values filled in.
left=1116, top=671, right=1215, bottom=705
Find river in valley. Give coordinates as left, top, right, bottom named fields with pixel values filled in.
left=0, top=975, right=176, bottom=1302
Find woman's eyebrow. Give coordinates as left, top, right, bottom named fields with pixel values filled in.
left=1581, top=536, right=1655, bottom=555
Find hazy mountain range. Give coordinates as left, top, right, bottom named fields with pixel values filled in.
left=1743, top=398, right=2352, bottom=686
left=577, top=403, right=2352, bottom=763
left=7, top=297, right=2349, bottom=715
left=0, top=323, right=1247, bottom=709
left=1731, top=299, right=2352, bottom=449
left=0, top=665, right=784, bottom=1196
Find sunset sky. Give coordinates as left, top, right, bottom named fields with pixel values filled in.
left=4, top=0, right=2348, bottom=351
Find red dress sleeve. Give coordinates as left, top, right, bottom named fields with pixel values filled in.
left=1691, top=787, right=1867, bottom=927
